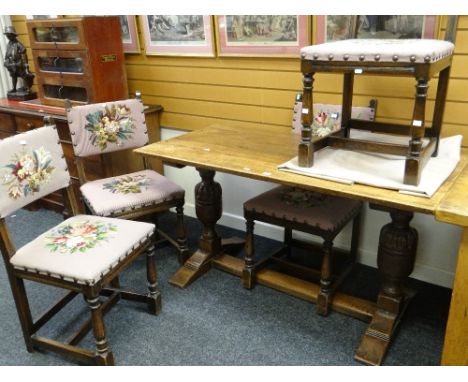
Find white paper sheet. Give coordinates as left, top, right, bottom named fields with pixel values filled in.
left=278, top=131, right=462, bottom=198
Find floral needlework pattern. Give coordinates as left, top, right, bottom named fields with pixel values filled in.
left=85, top=104, right=136, bottom=151
left=102, top=174, right=152, bottom=194
left=312, top=111, right=341, bottom=137
left=1, top=146, right=55, bottom=200
left=44, top=220, right=117, bottom=254
left=280, top=187, right=329, bottom=208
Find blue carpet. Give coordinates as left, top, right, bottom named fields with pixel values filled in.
left=0, top=208, right=451, bottom=365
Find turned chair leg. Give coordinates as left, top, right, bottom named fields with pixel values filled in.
left=10, top=275, right=35, bottom=352
left=243, top=218, right=255, bottom=289
left=85, top=289, right=115, bottom=366
left=176, top=202, right=189, bottom=264
left=146, top=245, right=162, bottom=315
left=317, top=240, right=333, bottom=316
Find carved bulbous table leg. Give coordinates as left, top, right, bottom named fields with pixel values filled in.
left=169, top=169, right=223, bottom=288
left=355, top=205, right=418, bottom=365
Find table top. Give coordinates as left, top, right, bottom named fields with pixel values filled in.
left=135, top=124, right=468, bottom=225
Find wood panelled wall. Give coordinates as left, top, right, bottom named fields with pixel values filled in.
left=11, top=15, right=468, bottom=146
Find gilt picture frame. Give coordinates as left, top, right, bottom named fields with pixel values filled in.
left=215, top=15, right=310, bottom=57
left=314, top=15, right=438, bottom=43
left=141, top=15, right=215, bottom=56
left=120, top=15, right=140, bottom=54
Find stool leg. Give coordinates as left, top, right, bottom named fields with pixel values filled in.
left=298, top=72, right=314, bottom=167
left=317, top=239, right=333, bottom=316
left=284, top=227, right=292, bottom=259
left=243, top=218, right=255, bottom=289
left=342, top=72, right=355, bottom=139
left=176, top=202, right=189, bottom=264
left=431, top=66, right=451, bottom=156
left=404, top=77, right=429, bottom=186
left=350, top=212, right=362, bottom=263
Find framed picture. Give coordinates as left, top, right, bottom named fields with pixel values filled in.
left=120, top=15, right=140, bottom=54
left=141, top=15, right=215, bottom=56
left=216, top=15, right=309, bottom=57
left=315, top=16, right=437, bottom=43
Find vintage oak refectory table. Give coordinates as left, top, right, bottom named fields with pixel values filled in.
left=135, top=124, right=468, bottom=366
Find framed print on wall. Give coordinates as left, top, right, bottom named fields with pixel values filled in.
left=314, top=15, right=437, bottom=43
left=141, top=15, right=215, bottom=56
left=120, top=16, right=140, bottom=54
left=216, top=15, right=309, bottom=57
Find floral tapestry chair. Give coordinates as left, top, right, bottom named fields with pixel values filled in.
left=66, top=92, right=189, bottom=264
left=0, top=119, right=161, bottom=365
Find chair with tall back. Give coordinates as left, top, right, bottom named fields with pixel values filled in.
left=65, top=92, right=189, bottom=264
left=298, top=16, right=458, bottom=186
left=0, top=118, right=160, bottom=365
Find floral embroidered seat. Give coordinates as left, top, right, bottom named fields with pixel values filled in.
left=81, top=169, right=184, bottom=217
left=66, top=93, right=189, bottom=263
left=10, top=215, right=154, bottom=285
left=0, top=121, right=161, bottom=365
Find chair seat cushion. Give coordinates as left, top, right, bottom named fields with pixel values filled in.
left=301, top=39, right=454, bottom=63
left=244, top=186, right=362, bottom=232
left=81, top=169, right=184, bottom=217
left=10, top=215, right=155, bottom=285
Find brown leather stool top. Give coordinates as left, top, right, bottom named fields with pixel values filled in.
left=243, top=185, right=363, bottom=316
left=244, top=186, right=362, bottom=234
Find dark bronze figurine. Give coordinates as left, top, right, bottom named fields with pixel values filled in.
left=3, top=25, right=36, bottom=100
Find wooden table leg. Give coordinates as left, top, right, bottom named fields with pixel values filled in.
left=441, top=227, right=468, bottom=365
left=169, top=169, right=223, bottom=288
left=355, top=206, right=418, bottom=365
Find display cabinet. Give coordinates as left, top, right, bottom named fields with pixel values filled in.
left=26, top=16, right=128, bottom=106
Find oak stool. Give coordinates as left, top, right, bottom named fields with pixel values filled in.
left=298, top=16, right=458, bottom=186
left=243, top=186, right=362, bottom=316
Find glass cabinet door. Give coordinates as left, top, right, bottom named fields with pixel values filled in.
left=32, top=26, right=80, bottom=44
left=37, top=56, right=84, bottom=73
left=42, top=84, right=88, bottom=103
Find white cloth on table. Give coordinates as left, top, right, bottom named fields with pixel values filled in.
left=278, top=130, right=462, bottom=198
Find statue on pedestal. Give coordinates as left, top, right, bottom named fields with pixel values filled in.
left=3, top=26, right=37, bottom=101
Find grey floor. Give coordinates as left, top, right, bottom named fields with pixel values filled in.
left=0, top=208, right=452, bottom=366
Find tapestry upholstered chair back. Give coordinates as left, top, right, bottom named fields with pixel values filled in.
left=67, top=97, right=148, bottom=158
left=0, top=120, right=162, bottom=366
left=65, top=93, right=189, bottom=264
left=0, top=122, right=70, bottom=218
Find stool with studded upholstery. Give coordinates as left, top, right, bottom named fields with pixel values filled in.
left=243, top=186, right=362, bottom=316
left=298, top=16, right=458, bottom=186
